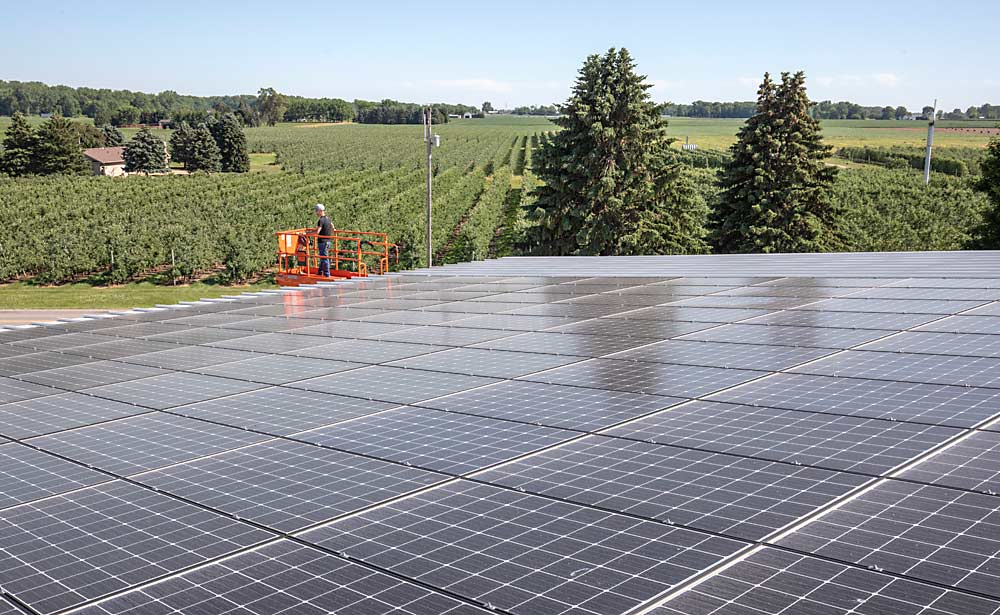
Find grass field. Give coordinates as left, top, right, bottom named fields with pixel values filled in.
left=0, top=281, right=277, bottom=310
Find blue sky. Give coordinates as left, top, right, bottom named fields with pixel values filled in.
left=6, top=1, right=999, bottom=109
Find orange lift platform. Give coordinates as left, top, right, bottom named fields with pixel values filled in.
left=275, top=228, right=398, bottom=287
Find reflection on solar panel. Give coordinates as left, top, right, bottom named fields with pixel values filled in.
left=1, top=254, right=999, bottom=615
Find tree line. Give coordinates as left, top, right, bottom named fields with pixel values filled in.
left=0, top=111, right=249, bottom=176
left=521, top=48, right=1000, bottom=256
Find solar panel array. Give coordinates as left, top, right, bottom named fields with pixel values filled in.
left=1, top=266, right=999, bottom=615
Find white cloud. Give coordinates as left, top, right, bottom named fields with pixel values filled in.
left=813, top=73, right=901, bottom=88
left=873, top=73, right=901, bottom=86
left=737, top=77, right=760, bottom=87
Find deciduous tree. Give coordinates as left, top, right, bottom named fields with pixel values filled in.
left=123, top=127, right=167, bottom=173
left=522, top=48, right=709, bottom=255
left=0, top=111, right=38, bottom=176
left=970, top=136, right=1000, bottom=249
left=257, top=87, right=287, bottom=126
left=712, top=71, right=839, bottom=253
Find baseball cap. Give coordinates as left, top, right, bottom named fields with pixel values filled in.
left=314, top=204, right=325, bottom=212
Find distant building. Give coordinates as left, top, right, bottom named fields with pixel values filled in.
left=462, top=112, right=473, bottom=119
left=39, top=112, right=53, bottom=119
left=83, top=146, right=126, bottom=177
left=157, top=119, right=171, bottom=129
left=448, top=113, right=461, bottom=119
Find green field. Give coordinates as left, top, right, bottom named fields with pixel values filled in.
left=0, top=281, right=277, bottom=310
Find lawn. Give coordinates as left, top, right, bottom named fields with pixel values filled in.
left=0, top=281, right=278, bottom=310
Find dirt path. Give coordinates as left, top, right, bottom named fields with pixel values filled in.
left=0, top=309, right=109, bottom=326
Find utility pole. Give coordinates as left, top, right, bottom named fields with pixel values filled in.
left=924, top=99, right=937, bottom=185
left=423, top=106, right=439, bottom=268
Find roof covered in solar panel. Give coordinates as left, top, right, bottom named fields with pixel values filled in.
left=2, top=253, right=999, bottom=615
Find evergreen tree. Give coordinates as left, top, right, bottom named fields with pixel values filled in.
left=34, top=115, right=87, bottom=175
left=168, top=122, right=195, bottom=168
left=185, top=123, right=221, bottom=172
left=713, top=71, right=839, bottom=253
left=970, top=136, right=1000, bottom=249
left=102, top=124, right=125, bottom=146
left=209, top=113, right=250, bottom=172
left=123, top=128, right=167, bottom=173
left=0, top=111, right=38, bottom=176
left=522, top=48, right=708, bottom=255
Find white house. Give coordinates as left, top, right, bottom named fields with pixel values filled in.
left=83, top=146, right=126, bottom=177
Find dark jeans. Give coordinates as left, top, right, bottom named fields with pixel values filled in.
left=317, top=240, right=331, bottom=277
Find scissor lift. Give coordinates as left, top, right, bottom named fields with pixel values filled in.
left=275, top=229, right=397, bottom=287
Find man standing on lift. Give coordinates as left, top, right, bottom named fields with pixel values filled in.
left=311, top=204, right=334, bottom=277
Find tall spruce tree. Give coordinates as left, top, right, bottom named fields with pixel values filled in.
left=0, top=111, right=38, bottom=176
left=168, top=122, right=195, bottom=168
left=123, top=128, right=167, bottom=173
left=209, top=113, right=250, bottom=172
left=186, top=124, right=222, bottom=172
left=523, top=48, right=709, bottom=255
left=101, top=125, right=125, bottom=146
left=713, top=71, right=839, bottom=253
left=34, top=115, right=87, bottom=175
left=970, top=136, right=1000, bottom=249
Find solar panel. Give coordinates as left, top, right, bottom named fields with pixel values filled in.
left=791, top=350, right=1000, bottom=388
left=291, top=406, right=577, bottom=475
left=192, top=354, right=367, bottom=385
left=386, top=348, right=583, bottom=378
left=375, top=325, right=521, bottom=346
left=663, top=295, right=818, bottom=310
left=969, top=302, right=1000, bottom=316
left=709, top=373, right=1000, bottom=429
left=917, top=315, right=1000, bottom=334
left=476, top=435, right=870, bottom=541
left=604, top=401, right=961, bottom=475
left=610, top=339, right=835, bottom=371
left=288, top=366, right=499, bottom=404
left=796, top=298, right=989, bottom=314
left=518, top=359, right=765, bottom=398
left=16, top=360, right=169, bottom=391
left=301, top=481, right=746, bottom=615
left=653, top=547, right=1000, bottom=615
left=0, top=393, right=151, bottom=439
left=0, top=351, right=99, bottom=377
left=119, top=346, right=256, bottom=370
left=205, top=331, right=337, bottom=353
left=861, top=331, right=1000, bottom=358
left=677, top=323, right=891, bottom=349
left=72, top=540, right=490, bottom=615
left=288, top=339, right=450, bottom=363
left=544, top=318, right=716, bottom=338
left=897, top=430, right=1000, bottom=495
left=0, top=442, right=110, bottom=510
left=0, top=597, right=18, bottom=615
left=144, top=326, right=258, bottom=345
left=471, top=331, right=659, bottom=357
left=605, top=306, right=775, bottom=323
left=0, top=481, right=272, bottom=614
left=27, top=412, right=272, bottom=476
left=776, top=481, right=1000, bottom=599
left=0, top=376, right=61, bottom=404
left=419, top=380, right=684, bottom=431
left=83, top=372, right=267, bottom=409
left=743, top=309, right=941, bottom=330
left=173, top=387, right=398, bottom=435
left=136, top=439, right=446, bottom=532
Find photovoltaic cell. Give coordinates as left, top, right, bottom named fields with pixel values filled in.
left=654, top=547, right=1000, bottom=615
left=519, top=359, right=766, bottom=399
left=0, top=480, right=272, bottom=614
left=0, top=442, right=109, bottom=510
left=0, top=597, right=18, bottom=615
left=386, top=348, right=582, bottom=378
left=663, top=296, right=818, bottom=310
left=174, top=388, right=398, bottom=436
left=73, top=540, right=490, bottom=615
left=968, top=302, right=1000, bottom=317
left=434, top=313, right=581, bottom=331
left=144, top=326, right=258, bottom=346
left=897, top=430, right=1000, bottom=495
left=17, top=360, right=169, bottom=391
left=848, top=287, right=1000, bottom=301
left=0, top=376, right=60, bottom=404
left=791, top=350, right=1000, bottom=388
left=419, top=380, right=684, bottom=431
left=610, top=340, right=835, bottom=371
left=709, top=373, right=1000, bottom=429
left=477, top=435, right=870, bottom=541
left=136, top=439, right=446, bottom=531
left=0, top=393, right=150, bottom=439
left=604, top=401, right=961, bottom=475
left=27, top=413, right=272, bottom=476
left=288, top=339, right=450, bottom=363
left=288, top=366, right=499, bottom=404
left=471, top=332, right=658, bottom=357
left=119, top=346, right=257, bottom=370
left=776, top=481, right=1000, bottom=599
left=205, top=331, right=336, bottom=353
left=544, top=318, right=716, bottom=339
left=797, top=298, right=989, bottom=314
left=292, top=406, right=577, bottom=475
left=303, top=481, right=745, bottom=615
left=375, top=325, right=521, bottom=346
left=0, top=351, right=98, bottom=377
